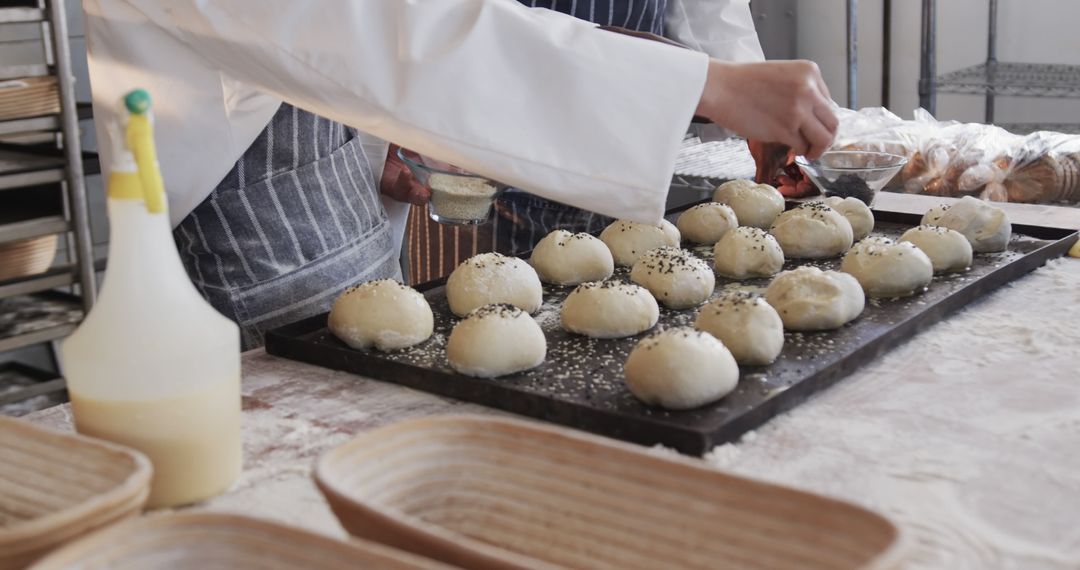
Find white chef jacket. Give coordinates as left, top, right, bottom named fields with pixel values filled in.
left=82, top=0, right=763, bottom=232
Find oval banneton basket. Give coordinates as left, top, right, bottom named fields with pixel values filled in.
left=0, top=416, right=151, bottom=570
left=0, top=235, right=59, bottom=282
left=27, top=512, right=454, bottom=570
left=316, top=415, right=908, bottom=570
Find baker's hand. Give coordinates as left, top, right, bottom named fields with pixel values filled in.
left=696, top=60, right=838, bottom=159
left=380, top=144, right=430, bottom=205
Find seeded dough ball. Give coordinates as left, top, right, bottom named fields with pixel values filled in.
left=599, top=219, right=681, bottom=267
left=624, top=327, right=739, bottom=410
left=446, top=253, right=543, bottom=317
left=840, top=237, right=934, bottom=298
left=712, top=180, right=786, bottom=229
left=676, top=203, right=739, bottom=245
left=530, top=230, right=614, bottom=285
left=823, top=196, right=875, bottom=241
left=561, top=281, right=659, bottom=338
left=927, top=196, right=1011, bottom=253
left=713, top=227, right=785, bottom=280
left=764, top=266, right=865, bottom=331
left=899, top=225, right=973, bottom=274
left=769, top=202, right=854, bottom=259
left=922, top=204, right=949, bottom=225
left=447, top=304, right=546, bottom=378
left=695, top=292, right=784, bottom=366
left=328, top=280, right=434, bottom=351
left=630, top=247, right=716, bottom=309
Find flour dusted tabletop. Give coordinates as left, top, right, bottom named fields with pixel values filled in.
left=27, top=198, right=1080, bottom=569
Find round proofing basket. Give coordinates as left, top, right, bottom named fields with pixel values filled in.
left=315, top=415, right=908, bottom=570
left=0, top=235, right=58, bottom=282
left=27, top=512, right=454, bottom=570
left=0, top=416, right=152, bottom=570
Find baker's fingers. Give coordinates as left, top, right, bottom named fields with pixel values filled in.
left=814, top=102, right=840, bottom=136
left=799, top=118, right=834, bottom=160
left=783, top=127, right=810, bottom=158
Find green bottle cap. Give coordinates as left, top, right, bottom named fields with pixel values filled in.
left=124, top=89, right=152, bottom=115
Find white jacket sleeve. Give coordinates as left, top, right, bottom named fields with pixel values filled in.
left=118, top=0, right=708, bottom=224
left=665, top=0, right=765, bottom=62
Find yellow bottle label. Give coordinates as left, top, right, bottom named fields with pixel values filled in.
left=107, top=170, right=143, bottom=201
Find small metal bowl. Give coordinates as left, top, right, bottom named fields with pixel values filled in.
left=795, top=151, right=908, bottom=206
left=397, top=148, right=507, bottom=226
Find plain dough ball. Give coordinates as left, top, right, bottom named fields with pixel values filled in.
left=769, top=202, right=854, bottom=259
left=712, top=180, right=785, bottom=229
left=899, top=225, right=973, bottom=274
left=841, top=237, right=934, bottom=298
left=328, top=280, right=434, bottom=351
left=561, top=281, right=659, bottom=338
left=630, top=247, right=716, bottom=309
left=446, top=252, right=543, bottom=317
left=599, top=219, right=681, bottom=267
left=764, top=266, right=865, bottom=331
left=823, top=196, right=875, bottom=241
left=530, top=230, right=614, bottom=285
left=676, top=202, right=738, bottom=245
left=695, top=292, right=784, bottom=366
left=623, top=327, right=739, bottom=410
left=713, top=227, right=785, bottom=280
left=929, top=196, right=1011, bottom=253
left=447, top=304, right=546, bottom=378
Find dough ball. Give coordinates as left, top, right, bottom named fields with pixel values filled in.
left=675, top=202, right=738, bottom=245
left=530, top=230, right=614, bottom=285
left=764, top=266, right=865, bottom=331
left=712, top=180, right=786, bottom=229
left=630, top=247, right=716, bottom=309
left=929, top=196, right=1011, bottom=253
left=840, top=237, right=934, bottom=298
left=446, top=252, right=542, bottom=317
left=823, top=196, right=875, bottom=241
left=899, top=225, right=973, bottom=274
left=695, top=292, right=784, bottom=366
left=713, top=226, right=785, bottom=280
left=599, top=219, right=681, bottom=267
left=623, top=327, right=739, bottom=410
left=447, top=304, right=546, bottom=378
left=769, top=202, right=854, bottom=259
left=921, top=204, right=949, bottom=225
left=328, top=279, right=434, bottom=351
left=561, top=281, right=659, bottom=339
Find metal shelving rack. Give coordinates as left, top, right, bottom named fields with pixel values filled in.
left=0, top=0, right=96, bottom=356
left=919, top=0, right=1080, bottom=134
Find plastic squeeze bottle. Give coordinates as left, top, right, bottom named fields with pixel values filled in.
left=61, top=89, right=242, bottom=508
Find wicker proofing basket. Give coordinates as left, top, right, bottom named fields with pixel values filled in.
left=0, top=416, right=152, bottom=570
left=0, top=235, right=58, bottom=282
left=316, top=415, right=908, bottom=570
left=0, top=77, right=61, bottom=122
left=27, top=512, right=456, bottom=570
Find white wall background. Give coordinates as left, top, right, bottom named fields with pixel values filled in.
left=794, top=0, right=1080, bottom=124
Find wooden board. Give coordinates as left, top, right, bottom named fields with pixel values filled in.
left=266, top=205, right=1078, bottom=455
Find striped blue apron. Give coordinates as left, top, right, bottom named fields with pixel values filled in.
left=496, top=0, right=670, bottom=254
left=174, top=104, right=400, bottom=349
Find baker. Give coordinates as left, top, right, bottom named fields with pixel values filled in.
left=83, top=0, right=837, bottom=348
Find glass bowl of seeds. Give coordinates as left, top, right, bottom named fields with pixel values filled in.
left=795, top=151, right=907, bottom=206
left=397, top=148, right=508, bottom=226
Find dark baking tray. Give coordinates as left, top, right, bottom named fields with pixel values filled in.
left=266, top=203, right=1078, bottom=455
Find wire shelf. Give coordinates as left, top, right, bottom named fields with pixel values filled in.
left=936, top=62, right=1080, bottom=98
left=996, top=122, right=1080, bottom=135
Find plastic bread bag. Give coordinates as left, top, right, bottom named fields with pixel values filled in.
left=1001, top=130, right=1080, bottom=203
